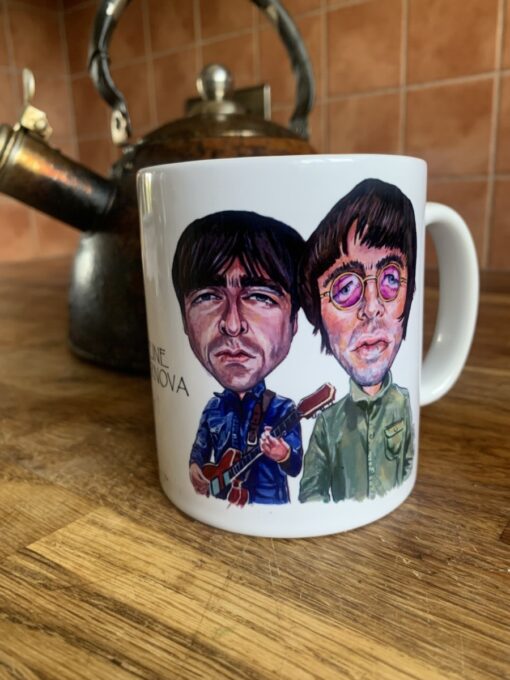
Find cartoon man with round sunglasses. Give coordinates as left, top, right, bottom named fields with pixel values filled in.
left=298, top=178, right=417, bottom=503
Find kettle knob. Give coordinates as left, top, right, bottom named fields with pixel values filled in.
left=197, top=64, right=234, bottom=102
left=190, top=65, right=244, bottom=116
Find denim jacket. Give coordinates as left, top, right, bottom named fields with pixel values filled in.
left=190, top=381, right=302, bottom=504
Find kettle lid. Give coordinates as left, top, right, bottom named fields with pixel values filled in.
left=140, top=63, right=305, bottom=146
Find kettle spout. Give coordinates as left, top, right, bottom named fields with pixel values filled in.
left=0, top=123, right=116, bottom=232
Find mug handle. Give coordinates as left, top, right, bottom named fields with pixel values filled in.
left=420, top=203, right=479, bottom=406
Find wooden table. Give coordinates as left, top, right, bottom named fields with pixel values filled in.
left=0, top=258, right=508, bottom=680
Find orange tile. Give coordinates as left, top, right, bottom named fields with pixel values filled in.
left=259, top=13, right=322, bottom=107
left=0, top=9, right=9, bottom=67
left=328, top=93, right=400, bottom=154
left=148, top=0, right=195, bottom=53
left=71, top=75, right=110, bottom=138
left=110, top=0, right=146, bottom=65
left=153, top=48, right=198, bottom=124
left=0, top=71, right=20, bottom=123
left=34, top=211, right=80, bottom=258
left=64, top=3, right=97, bottom=74
left=78, top=138, right=115, bottom=177
left=7, top=0, right=60, bottom=8
left=427, top=179, right=488, bottom=266
left=489, top=179, right=510, bottom=268
left=63, top=0, right=92, bottom=8
left=31, top=76, right=74, bottom=138
left=408, top=0, right=498, bottom=84
left=128, top=123, right=153, bottom=141
left=406, top=79, right=493, bottom=176
left=200, top=0, right=253, bottom=40
left=496, top=74, right=510, bottom=172
left=259, top=26, right=292, bottom=107
left=0, top=197, right=37, bottom=262
left=270, top=106, right=292, bottom=127
left=110, top=61, right=152, bottom=136
left=274, top=107, right=294, bottom=134
left=327, top=0, right=402, bottom=96
left=203, top=35, right=255, bottom=89
left=8, top=5, right=65, bottom=75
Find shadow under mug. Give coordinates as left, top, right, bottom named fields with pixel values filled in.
left=137, top=155, right=478, bottom=538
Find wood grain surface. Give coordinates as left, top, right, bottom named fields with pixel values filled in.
left=0, top=258, right=508, bottom=680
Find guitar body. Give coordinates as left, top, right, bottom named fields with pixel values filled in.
left=202, top=448, right=250, bottom=506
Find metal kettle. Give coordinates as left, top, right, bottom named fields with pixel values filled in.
left=0, top=0, right=315, bottom=373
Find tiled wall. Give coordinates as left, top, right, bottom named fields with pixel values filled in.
left=1, top=0, right=510, bottom=269
left=0, top=0, right=79, bottom=259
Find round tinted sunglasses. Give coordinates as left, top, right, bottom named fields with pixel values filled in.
left=320, top=262, right=407, bottom=311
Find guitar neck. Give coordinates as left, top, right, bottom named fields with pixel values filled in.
left=271, top=411, right=300, bottom=440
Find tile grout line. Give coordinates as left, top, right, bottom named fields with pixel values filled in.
left=2, top=0, right=37, bottom=257
left=327, top=0, right=373, bottom=9
left=320, top=0, right=328, bottom=151
left=398, top=0, right=408, bottom=155
left=67, top=30, right=264, bottom=82
left=63, top=44, right=503, bottom=96
left=5, top=1, right=63, bottom=16
left=141, top=0, right=157, bottom=132
left=47, top=63, right=510, bottom=92
left=313, top=71, right=499, bottom=105
left=484, top=0, right=506, bottom=269
left=193, top=0, right=203, bottom=75
left=3, top=0, right=17, bottom=87
left=199, top=26, right=259, bottom=46
left=61, top=0, right=95, bottom=11
left=252, top=3, right=260, bottom=83
left=57, top=0, right=78, bottom=158
left=406, top=70, right=499, bottom=91
left=429, top=173, right=489, bottom=182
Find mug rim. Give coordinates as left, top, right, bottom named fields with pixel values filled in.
left=137, top=153, right=428, bottom=179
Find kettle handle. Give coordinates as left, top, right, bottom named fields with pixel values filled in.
left=88, top=0, right=132, bottom=145
left=88, top=0, right=314, bottom=144
left=252, top=0, right=314, bottom=138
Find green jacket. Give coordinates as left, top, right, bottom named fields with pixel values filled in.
left=299, top=373, right=414, bottom=503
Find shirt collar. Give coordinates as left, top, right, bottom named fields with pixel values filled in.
left=350, top=371, right=392, bottom=405
left=215, top=380, right=266, bottom=402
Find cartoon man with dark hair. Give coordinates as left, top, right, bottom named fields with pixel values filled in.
left=172, top=210, right=304, bottom=505
left=298, top=179, right=417, bottom=503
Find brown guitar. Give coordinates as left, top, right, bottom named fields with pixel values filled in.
left=201, top=383, right=336, bottom=506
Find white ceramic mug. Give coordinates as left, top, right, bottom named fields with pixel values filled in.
left=137, top=155, right=478, bottom=538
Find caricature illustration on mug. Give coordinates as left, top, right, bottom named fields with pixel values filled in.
left=139, top=153, right=479, bottom=537
left=298, top=179, right=416, bottom=503
left=170, top=179, right=416, bottom=507
left=171, top=211, right=306, bottom=506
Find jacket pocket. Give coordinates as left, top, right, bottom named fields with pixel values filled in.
left=384, top=419, right=405, bottom=460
